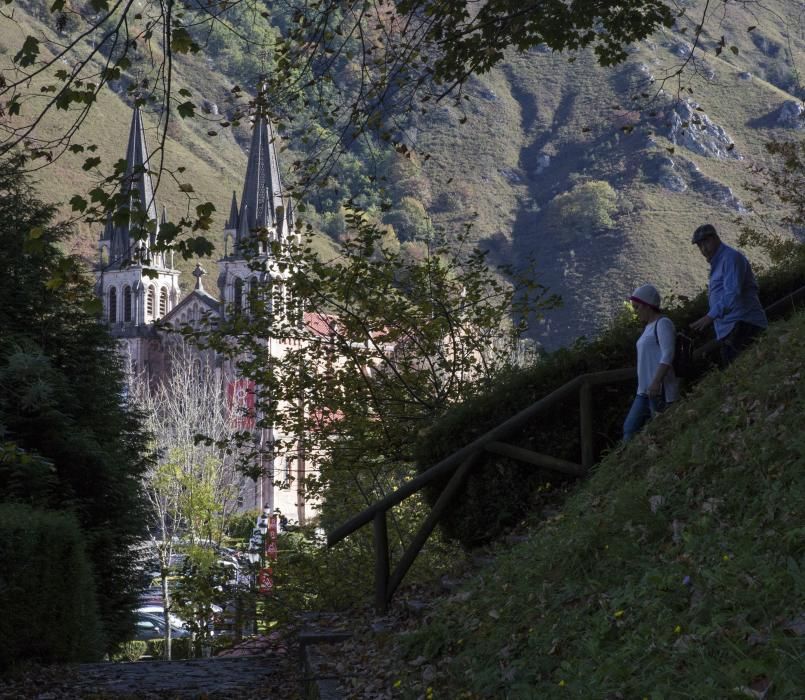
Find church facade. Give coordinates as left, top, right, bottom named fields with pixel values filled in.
left=95, top=101, right=315, bottom=524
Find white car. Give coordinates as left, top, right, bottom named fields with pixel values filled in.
left=136, top=605, right=186, bottom=630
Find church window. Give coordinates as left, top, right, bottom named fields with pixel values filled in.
left=248, top=276, right=259, bottom=313
left=123, top=286, right=132, bottom=322
left=234, top=278, right=244, bottom=315
left=146, top=286, right=155, bottom=318
left=159, top=288, right=168, bottom=316
left=108, top=287, right=117, bottom=323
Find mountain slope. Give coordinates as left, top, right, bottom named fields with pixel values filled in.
left=2, top=0, right=803, bottom=338
left=418, top=0, right=804, bottom=347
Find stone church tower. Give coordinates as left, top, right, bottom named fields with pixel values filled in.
left=96, top=96, right=313, bottom=524
left=95, top=106, right=181, bottom=375
left=217, top=96, right=295, bottom=318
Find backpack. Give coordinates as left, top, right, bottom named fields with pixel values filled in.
left=654, top=318, right=695, bottom=378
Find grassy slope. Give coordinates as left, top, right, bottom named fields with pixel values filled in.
left=419, top=0, right=804, bottom=348
left=391, top=309, right=805, bottom=698
left=2, top=1, right=802, bottom=325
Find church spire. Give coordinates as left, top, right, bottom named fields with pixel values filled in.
left=100, top=105, right=159, bottom=267
left=226, top=191, right=239, bottom=230
left=236, top=85, right=287, bottom=248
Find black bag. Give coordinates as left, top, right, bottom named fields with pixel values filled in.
left=654, top=318, right=695, bottom=378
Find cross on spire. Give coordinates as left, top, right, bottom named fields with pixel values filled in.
left=192, top=263, right=206, bottom=291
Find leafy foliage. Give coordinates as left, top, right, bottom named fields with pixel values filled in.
left=0, top=158, right=150, bottom=654
left=540, top=180, right=619, bottom=241
left=0, top=503, right=101, bottom=669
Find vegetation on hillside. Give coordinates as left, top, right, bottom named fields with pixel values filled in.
left=3, top=1, right=802, bottom=351
left=327, top=306, right=805, bottom=698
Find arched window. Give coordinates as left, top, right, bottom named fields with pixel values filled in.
left=108, top=287, right=117, bottom=323
left=234, top=278, right=243, bottom=315
left=159, top=288, right=168, bottom=317
left=248, top=276, right=259, bottom=314
left=123, top=286, right=132, bottom=322
left=146, top=285, right=155, bottom=318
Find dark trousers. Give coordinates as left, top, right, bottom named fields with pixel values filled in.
left=719, top=321, right=764, bottom=367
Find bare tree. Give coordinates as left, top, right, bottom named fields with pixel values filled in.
left=131, top=340, right=241, bottom=659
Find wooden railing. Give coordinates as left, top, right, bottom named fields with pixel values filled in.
left=327, top=284, right=805, bottom=612
left=327, top=367, right=633, bottom=612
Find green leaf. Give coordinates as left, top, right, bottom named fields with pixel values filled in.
left=179, top=183, right=194, bottom=193
left=69, top=195, right=88, bottom=212
left=177, top=101, right=196, bottom=119
left=171, top=28, right=199, bottom=54
left=82, top=157, right=102, bottom=171
left=81, top=298, right=103, bottom=316
left=730, top=46, right=739, bottom=55
left=178, top=88, right=192, bottom=97
left=13, top=36, right=40, bottom=68
left=50, top=0, right=65, bottom=10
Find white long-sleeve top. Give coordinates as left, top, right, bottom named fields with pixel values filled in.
left=635, top=317, right=679, bottom=402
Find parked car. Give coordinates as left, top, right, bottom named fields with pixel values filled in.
left=136, top=604, right=186, bottom=631
left=133, top=611, right=190, bottom=641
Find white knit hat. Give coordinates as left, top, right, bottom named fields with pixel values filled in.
left=629, top=284, right=661, bottom=311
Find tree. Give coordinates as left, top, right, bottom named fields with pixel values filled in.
left=0, top=157, right=150, bottom=655
left=131, top=342, right=242, bottom=658
left=197, top=210, right=556, bottom=556
left=541, top=180, right=619, bottom=241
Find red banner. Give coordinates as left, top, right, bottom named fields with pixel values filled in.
left=226, top=379, right=256, bottom=429
left=258, top=515, right=279, bottom=594
left=258, top=567, right=273, bottom=594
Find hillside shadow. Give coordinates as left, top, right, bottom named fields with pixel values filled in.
left=504, top=88, right=636, bottom=349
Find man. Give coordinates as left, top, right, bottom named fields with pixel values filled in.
left=689, top=223, right=767, bottom=366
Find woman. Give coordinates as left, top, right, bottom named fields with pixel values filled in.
left=623, top=284, right=679, bottom=442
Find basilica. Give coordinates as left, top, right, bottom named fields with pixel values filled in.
left=95, top=100, right=315, bottom=524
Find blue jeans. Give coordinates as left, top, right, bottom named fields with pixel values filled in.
left=623, top=394, right=667, bottom=442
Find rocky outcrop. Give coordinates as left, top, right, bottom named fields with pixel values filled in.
left=666, top=100, right=742, bottom=160
left=643, top=152, right=746, bottom=211
left=777, top=100, right=804, bottom=129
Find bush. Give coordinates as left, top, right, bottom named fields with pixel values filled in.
left=111, top=640, right=147, bottom=662
left=416, top=256, right=805, bottom=547
left=0, top=503, right=101, bottom=669
left=146, top=637, right=194, bottom=660
left=540, top=180, right=618, bottom=241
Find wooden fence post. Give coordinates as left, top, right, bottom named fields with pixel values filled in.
left=579, top=382, right=594, bottom=472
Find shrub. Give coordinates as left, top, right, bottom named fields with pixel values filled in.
left=111, top=640, right=147, bottom=662
left=540, top=180, right=618, bottom=241
left=0, top=503, right=101, bottom=669
left=146, top=638, right=194, bottom=660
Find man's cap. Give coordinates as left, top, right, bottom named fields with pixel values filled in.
left=692, top=223, right=718, bottom=244
left=629, top=284, right=661, bottom=311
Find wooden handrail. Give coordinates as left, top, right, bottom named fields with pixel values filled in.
left=328, top=284, right=805, bottom=611
left=327, top=367, right=632, bottom=546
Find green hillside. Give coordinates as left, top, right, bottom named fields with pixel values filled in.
left=1, top=0, right=803, bottom=340
left=331, top=308, right=805, bottom=698
left=417, top=0, right=805, bottom=347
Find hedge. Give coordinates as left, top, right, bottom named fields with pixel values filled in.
left=0, top=503, right=102, bottom=669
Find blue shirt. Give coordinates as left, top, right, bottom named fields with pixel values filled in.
left=707, top=243, right=767, bottom=340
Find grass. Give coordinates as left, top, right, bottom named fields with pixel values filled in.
left=382, top=308, right=805, bottom=698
